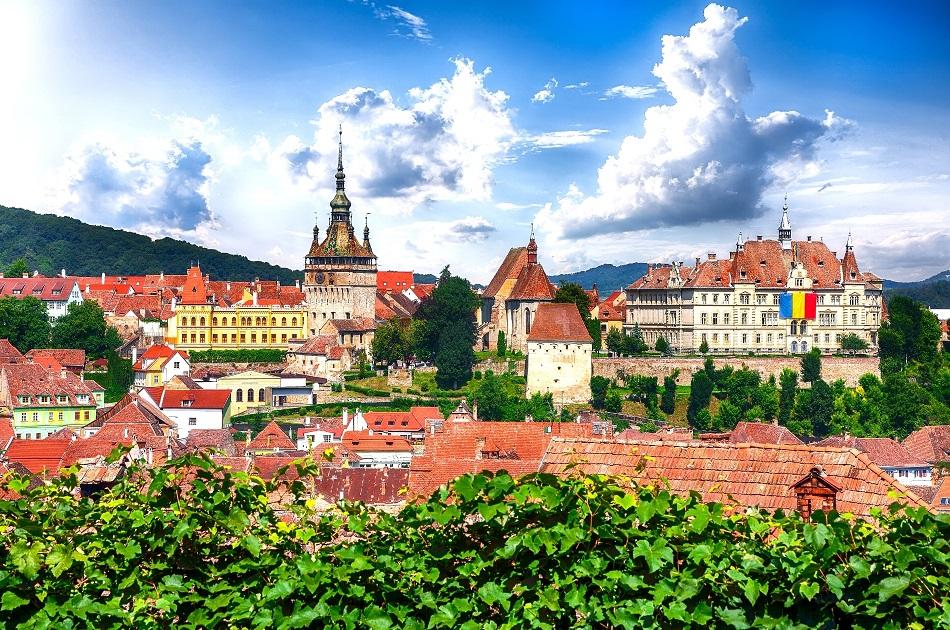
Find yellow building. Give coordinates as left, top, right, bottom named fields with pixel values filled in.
left=215, top=370, right=281, bottom=414
left=167, top=266, right=308, bottom=351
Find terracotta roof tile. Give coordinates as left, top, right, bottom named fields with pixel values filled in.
left=539, top=438, right=930, bottom=517
left=2, top=439, right=73, bottom=474
left=508, top=264, right=556, bottom=301
left=527, top=303, right=592, bottom=343
left=0, top=339, right=25, bottom=362
left=903, top=425, right=950, bottom=464
left=484, top=247, right=528, bottom=298
left=247, top=421, right=296, bottom=451
left=0, top=278, right=78, bottom=302
left=26, top=349, right=86, bottom=369
left=814, top=436, right=928, bottom=467
left=728, top=421, right=804, bottom=445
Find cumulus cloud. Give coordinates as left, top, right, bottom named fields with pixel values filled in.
left=56, top=139, right=213, bottom=235
left=445, top=216, right=497, bottom=242
left=536, top=4, right=850, bottom=244
left=860, top=230, right=950, bottom=280
left=283, top=57, right=515, bottom=214
left=532, top=77, right=558, bottom=103
left=602, top=84, right=658, bottom=99
left=527, top=129, right=609, bottom=149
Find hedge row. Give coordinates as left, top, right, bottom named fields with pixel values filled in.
left=188, top=349, right=287, bottom=364
left=0, top=456, right=947, bottom=628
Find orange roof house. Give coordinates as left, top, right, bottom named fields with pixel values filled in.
left=527, top=303, right=593, bottom=343
left=246, top=421, right=296, bottom=453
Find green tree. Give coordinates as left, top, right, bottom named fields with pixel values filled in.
left=0, top=296, right=50, bottom=352
left=496, top=331, right=506, bottom=357
left=605, top=328, right=624, bottom=355
left=778, top=368, right=798, bottom=425
left=687, top=369, right=713, bottom=425
left=722, top=368, right=761, bottom=415
left=472, top=372, right=507, bottom=420
left=415, top=268, right=479, bottom=390
left=881, top=372, right=930, bottom=439
left=604, top=390, right=623, bottom=413
left=840, top=333, right=869, bottom=352
left=660, top=372, right=678, bottom=414
left=715, top=400, right=742, bottom=432
left=623, top=325, right=647, bottom=355
left=878, top=295, right=941, bottom=372
left=800, top=348, right=822, bottom=383
left=699, top=338, right=709, bottom=354
left=590, top=375, right=610, bottom=409
left=370, top=319, right=408, bottom=367
left=50, top=300, right=121, bottom=359
left=655, top=336, right=670, bottom=355
left=4, top=258, right=29, bottom=278
left=791, top=379, right=834, bottom=438
left=753, top=379, right=780, bottom=422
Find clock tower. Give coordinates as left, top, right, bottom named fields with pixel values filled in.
left=303, top=128, right=378, bottom=336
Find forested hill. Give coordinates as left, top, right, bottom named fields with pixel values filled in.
left=0, top=205, right=301, bottom=283
left=549, top=263, right=649, bottom=292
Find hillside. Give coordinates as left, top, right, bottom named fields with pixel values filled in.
left=0, top=205, right=301, bottom=283
left=549, top=263, right=649, bottom=292
left=884, top=269, right=950, bottom=307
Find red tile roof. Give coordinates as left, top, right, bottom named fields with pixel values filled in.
left=0, top=277, right=78, bottom=301
left=0, top=417, right=14, bottom=447
left=178, top=265, right=209, bottom=305
left=339, top=431, right=413, bottom=453
left=727, top=421, right=804, bottom=445
left=408, top=421, right=599, bottom=498
left=508, top=263, right=556, bottom=301
left=597, top=291, right=625, bottom=322
left=903, top=425, right=950, bottom=464
left=1, top=363, right=98, bottom=407
left=0, top=339, right=25, bottom=363
left=813, top=435, right=928, bottom=468
left=540, top=438, right=931, bottom=517
left=364, top=411, right=423, bottom=433
left=186, top=429, right=237, bottom=456
left=527, top=302, right=592, bottom=343
left=26, top=348, right=86, bottom=369
left=3, top=439, right=73, bottom=474
left=144, top=388, right=231, bottom=410
left=247, top=421, right=296, bottom=451
left=484, top=247, right=528, bottom=299
left=377, top=271, right=415, bottom=292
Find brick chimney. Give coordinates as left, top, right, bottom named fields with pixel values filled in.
left=791, top=466, right=841, bottom=519
left=475, top=436, right=486, bottom=459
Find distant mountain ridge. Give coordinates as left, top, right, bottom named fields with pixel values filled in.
left=549, top=263, right=649, bottom=293
left=884, top=270, right=950, bottom=308
left=0, top=205, right=301, bottom=283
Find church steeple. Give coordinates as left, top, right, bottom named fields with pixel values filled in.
left=330, top=125, right=352, bottom=221
left=363, top=214, right=373, bottom=253
left=778, top=194, right=792, bottom=250
left=527, top=223, right=538, bottom=264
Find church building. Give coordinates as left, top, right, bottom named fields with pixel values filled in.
left=303, top=129, right=378, bottom=351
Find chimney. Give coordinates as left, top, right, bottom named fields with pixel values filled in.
left=304, top=416, right=311, bottom=427
left=475, top=436, right=486, bottom=459
left=472, top=400, right=478, bottom=422
left=757, top=235, right=762, bottom=241
left=525, top=414, right=534, bottom=423
left=707, top=252, right=717, bottom=261
left=22, top=273, right=28, bottom=278
left=61, top=268, right=66, bottom=277
left=226, top=281, right=231, bottom=291
left=131, top=346, right=137, bottom=364
left=101, top=272, right=106, bottom=283
left=123, top=427, right=130, bottom=438
left=252, top=291, right=258, bottom=306
left=343, top=407, right=349, bottom=427
left=147, top=447, right=154, bottom=465
left=295, top=279, right=300, bottom=289
left=695, top=257, right=701, bottom=267
left=807, top=235, right=812, bottom=242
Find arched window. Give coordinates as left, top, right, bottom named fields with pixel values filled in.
left=849, top=293, right=859, bottom=306
left=791, top=341, right=798, bottom=353
left=800, top=321, right=807, bottom=334
left=801, top=340, right=808, bottom=352
left=231, top=317, right=237, bottom=326
left=258, top=388, right=265, bottom=402
left=199, top=317, right=205, bottom=326
left=291, top=317, right=297, bottom=326
left=236, top=389, right=243, bottom=402
left=281, top=317, right=287, bottom=326
left=247, top=388, right=255, bottom=402
left=791, top=321, right=798, bottom=335
left=524, top=308, right=531, bottom=334
left=212, top=317, right=217, bottom=326
left=271, top=317, right=276, bottom=326
left=190, top=317, right=197, bottom=326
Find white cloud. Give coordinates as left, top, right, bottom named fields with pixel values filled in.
left=531, top=77, right=558, bottom=103
left=536, top=4, right=850, bottom=250
left=283, top=57, right=516, bottom=215
left=527, top=128, right=609, bottom=148
left=385, top=6, right=432, bottom=42
left=444, top=215, right=497, bottom=242
left=563, top=82, right=589, bottom=89
left=861, top=230, right=950, bottom=280
left=602, top=84, right=658, bottom=99
left=495, top=201, right=543, bottom=211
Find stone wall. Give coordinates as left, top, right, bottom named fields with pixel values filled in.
left=593, top=356, right=879, bottom=387
left=387, top=368, right=413, bottom=388
left=475, top=359, right=527, bottom=375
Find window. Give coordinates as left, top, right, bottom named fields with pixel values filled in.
left=824, top=334, right=830, bottom=343
left=741, top=313, right=748, bottom=325
left=757, top=294, right=766, bottom=305
left=712, top=313, right=718, bottom=325
left=767, top=333, right=773, bottom=343
left=724, top=334, right=730, bottom=343
left=851, top=313, right=858, bottom=326
left=773, top=294, right=780, bottom=305
left=199, top=317, right=205, bottom=326
left=188, top=418, right=197, bottom=426
left=259, top=388, right=265, bottom=402
left=58, top=411, right=63, bottom=420
left=236, top=389, right=243, bottom=402
left=817, top=295, right=825, bottom=305
left=247, top=388, right=255, bottom=402
left=190, top=334, right=196, bottom=343
left=740, top=293, right=750, bottom=305
left=702, top=294, right=707, bottom=304
left=271, top=317, right=276, bottom=326
left=831, top=295, right=841, bottom=305
left=291, top=317, right=297, bottom=326
left=724, top=313, right=730, bottom=325
left=212, top=317, right=218, bottom=326
left=212, top=335, right=218, bottom=343
left=174, top=361, right=180, bottom=369
left=199, top=334, right=205, bottom=343
left=281, top=317, right=287, bottom=326
left=232, top=317, right=237, bottom=326
left=701, top=313, right=708, bottom=325
left=32, top=412, right=38, bottom=422
left=190, top=317, right=197, bottom=326
left=755, top=334, right=761, bottom=344
left=791, top=321, right=798, bottom=335
left=712, top=333, right=718, bottom=343
left=795, top=278, right=804, bottom=287
left=849, top=293, right=859, bottom=306
left=741, top=334, right=747, bottom=344
left=800, top=322, right=807, bottom=334
left=724, top=295, right=730, bottom=305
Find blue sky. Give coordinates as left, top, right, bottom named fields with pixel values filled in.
left=1, top=1, right=948, bottom=282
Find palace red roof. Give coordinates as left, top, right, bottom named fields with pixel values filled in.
left=527, top=303, right=592, bottom=343
left=178, top=265, right=209, bottom=305
left=540, top=438, right=930, bottom=517
left=903, top=425, right=950, bottom=464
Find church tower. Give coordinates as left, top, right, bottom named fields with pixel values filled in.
left=778, top=195, right=793, bottom=250
left=303, top=128, right=378, bottom=336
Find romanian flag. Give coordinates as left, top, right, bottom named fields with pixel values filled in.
left=779, top=292, right=817, bottom=319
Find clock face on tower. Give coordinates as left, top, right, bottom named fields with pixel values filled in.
left=316, top=272, right=325, bottom=284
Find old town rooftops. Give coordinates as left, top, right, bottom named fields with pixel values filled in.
left=483, top=247, right=528, bottom=299
left=813, top=435, right=929, bottom=468
left=0, top=277, right=78, bottom=301
left=903, top=425, right=950, bottom=464
left=527, top=303, right=593, bottom=343
left=1, top=363, right=98, bottom=406
left=539, top=438, right=930, bottom=518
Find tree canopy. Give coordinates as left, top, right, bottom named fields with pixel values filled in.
left=50, top=301, right=122, bottom=359
left=415, top=268, right=480, bottom=390
left=0, top=297, right=51, bottom=353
